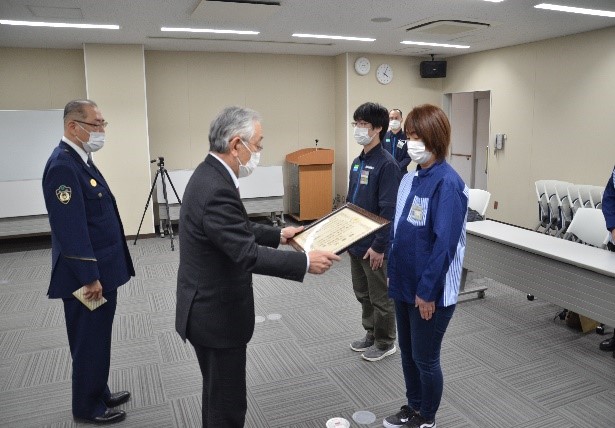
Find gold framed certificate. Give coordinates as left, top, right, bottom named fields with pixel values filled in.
left=289, top=203, right=390, bottom=254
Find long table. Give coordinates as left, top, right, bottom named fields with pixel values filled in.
left=464, top=220, right=615, bottom=326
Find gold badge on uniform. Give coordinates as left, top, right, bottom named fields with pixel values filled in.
left=56, top=185, right=72, bottom=204
left=90, top=178, right=97, bottom=187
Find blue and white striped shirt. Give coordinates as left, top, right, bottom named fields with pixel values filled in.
left=388, top=161, right=468, bottom=307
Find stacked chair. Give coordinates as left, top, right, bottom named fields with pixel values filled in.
left=535, top=180, right=606, bottom=238
left=532, top=180, right=610, bottom=333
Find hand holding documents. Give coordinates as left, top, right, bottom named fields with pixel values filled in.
left=289, top=203, right=390, bottom=255
left=72, top=285, right=107, bottom=311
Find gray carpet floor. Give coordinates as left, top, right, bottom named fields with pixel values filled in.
left=0, top=235, right=614, bottom=427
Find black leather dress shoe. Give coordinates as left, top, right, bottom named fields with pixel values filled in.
left=599, top=335, right=615, bottom=351
left=104, top=391, right=131, bottom=408
left=75, top=409, right=126, bottom=424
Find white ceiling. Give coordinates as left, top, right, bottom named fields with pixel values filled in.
left=1, top=0, right=614, bottom=58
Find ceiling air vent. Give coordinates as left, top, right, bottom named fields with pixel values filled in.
left=406, top=20, right=489, bottom=36
left=192, top=0, right=281, bottom=24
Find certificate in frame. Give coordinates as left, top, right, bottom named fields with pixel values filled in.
left=289, top=203, right=389, bottom=255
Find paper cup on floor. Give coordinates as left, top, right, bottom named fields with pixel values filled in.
left=352, top=410, right=376, bottom=424
left=326, top=417, right=350, bottom=428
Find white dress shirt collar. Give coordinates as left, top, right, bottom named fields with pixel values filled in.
left=209, top=152, right=239, bottom=189
left=62, top=136, right=89, bottom=165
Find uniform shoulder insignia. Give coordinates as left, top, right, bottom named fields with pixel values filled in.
left=56, top=185, right=72, bottom=204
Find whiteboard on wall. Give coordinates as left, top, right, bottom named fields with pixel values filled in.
left=0, top=110, right=64, bottom=181
left=154, top=166, right=284, bottom=204
left=156, top=169, right=194, bottom=204
left=0, top=109, right=63, bottom=218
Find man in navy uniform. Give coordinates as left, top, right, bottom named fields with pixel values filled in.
left=42, top=99, right=134, bottom=424
left=382, top=108, right=411, bottom=173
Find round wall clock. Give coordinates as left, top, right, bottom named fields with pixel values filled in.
left=376, top=63, right=393, bottom=84
left=354, top=56, right=371, bottom=76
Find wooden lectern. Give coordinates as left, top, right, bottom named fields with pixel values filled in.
left=285, top=148, right=334, bottom=221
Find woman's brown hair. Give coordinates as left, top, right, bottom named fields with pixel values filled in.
left=404, top=104, right=451, bottom=162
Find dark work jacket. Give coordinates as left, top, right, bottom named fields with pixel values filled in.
left=42, top=141, right=134, bottom=298
left=346, top=143, right=401, bottom=258
left=382, top=129, right=411, bottom=172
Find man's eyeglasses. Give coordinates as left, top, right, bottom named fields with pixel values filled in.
left=241, top=140, right=264, bottom=153
left=74, top=120, right=109, bottom=130
left=351, top=121, right=371, bottom=128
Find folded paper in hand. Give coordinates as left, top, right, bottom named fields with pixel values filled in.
left=72, top=286, right=107, bottom=311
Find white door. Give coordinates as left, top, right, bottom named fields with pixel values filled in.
left=446, top=91, right=491, bottom=190
left=449, top=92, right=474, bottom=185
left=474, top=95, right=490, bottom=190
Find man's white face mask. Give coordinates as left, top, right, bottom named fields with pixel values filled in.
left=76, top=123, right=105, bottom=153
left=237, top=140, right=260, bottom=178
left=389, top=119, right=401, bottom=131
left=353, top=126, right=374, bottom=146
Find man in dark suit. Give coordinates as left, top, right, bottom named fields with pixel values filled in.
left=42, top=99, right=134, bottom=424
left=176, top=106, right=340, bottom=427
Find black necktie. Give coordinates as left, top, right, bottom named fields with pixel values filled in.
left=87, top=156, right=101, bottom=176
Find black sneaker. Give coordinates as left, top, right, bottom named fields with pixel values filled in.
left=383, top=405, right=418, bottom=428
left=404, top=414, right=436, bottom=428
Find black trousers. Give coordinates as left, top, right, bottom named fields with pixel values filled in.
left=63, top=290, right=117, bottom=419
left=191, top=343, right=248, bottom=428
left=608, top=242, right=614, bottom=339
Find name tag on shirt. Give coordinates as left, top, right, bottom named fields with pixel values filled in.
left=407, top=196, right=429, bottom=226
left=360, top=169, right=370, bottom=185
left=353, top=164, right=359, bottom=171
left=410, top=204, right=423, bottom=221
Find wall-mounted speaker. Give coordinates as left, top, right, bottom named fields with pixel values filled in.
left=420, top=61, right=447, bottom=78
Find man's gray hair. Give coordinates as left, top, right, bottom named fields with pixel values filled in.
left=209, top=106, right=261, bottom=154
left=63, top=99, right=97, bottom=123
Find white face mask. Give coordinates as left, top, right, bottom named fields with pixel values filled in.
left=76, top=123, right=105, bottom=153
left=406, top=140, right=433, bottom=165
left=389, top=120, right=401, bottom=131
left=353, top=126, right=373, bottom=146
left=237, top=141, right=260, bottom=178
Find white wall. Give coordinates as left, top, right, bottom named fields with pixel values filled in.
left=444, top=26, right=615, bottom=228
left=2, top=25, right=615, bottom=233
left=84, top=44, right=154, bottom=236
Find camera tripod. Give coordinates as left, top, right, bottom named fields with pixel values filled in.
left=134, top=157, right=181, bottom=250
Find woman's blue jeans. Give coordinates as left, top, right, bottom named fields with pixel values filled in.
left=395, top=299, right=456, bottom=421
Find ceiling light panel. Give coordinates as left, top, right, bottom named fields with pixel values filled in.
left=534, top=3, right=615, bottom=18
left=292, top=33, right=375, bottom=42
left=401, top=40, right=470, bottom=49
left=161, top=27, right=259, bottom=35
left=0, top=19, right=119, bottom=29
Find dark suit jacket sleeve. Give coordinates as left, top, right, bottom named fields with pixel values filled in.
left=251, top=222, right=282, bottom=248
left=203, top=185, right=307, bottom=281
left=42, top=161, right=100, bottom=285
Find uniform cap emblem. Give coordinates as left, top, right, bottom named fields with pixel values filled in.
left=56, top=185, right=72, bottom=204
